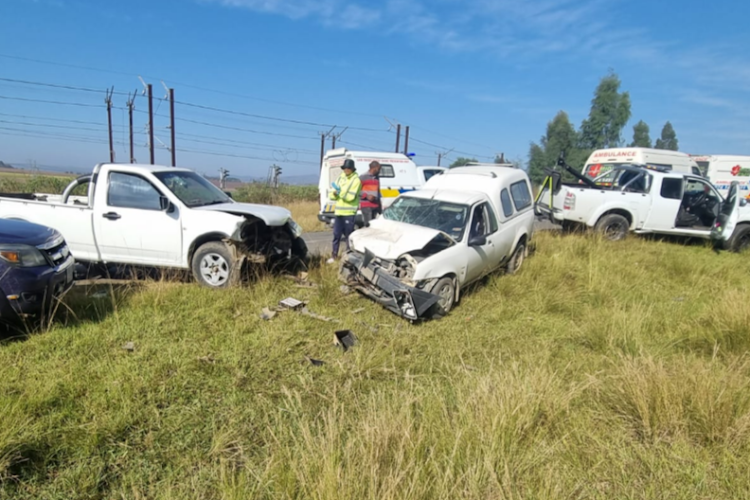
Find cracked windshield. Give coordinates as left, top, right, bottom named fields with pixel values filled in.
left=155, top=171, right=231, bottom=208
left=383, top=197, right=469, bottom=242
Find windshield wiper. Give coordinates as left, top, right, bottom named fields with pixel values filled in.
left=194, top=200, right=227, bottom=207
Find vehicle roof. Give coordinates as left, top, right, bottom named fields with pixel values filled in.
left=424, top=166, right=529, bottom=192
left=402, top=188, right=487, bottom=206
left=589, top=147, right=693, bottom=157
left=323, top=148, right=412, bottom=161
left=98, top=163, right=194, bottom=174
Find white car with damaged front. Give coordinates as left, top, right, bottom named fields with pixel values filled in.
left=339, top=166, right=535, bottom=319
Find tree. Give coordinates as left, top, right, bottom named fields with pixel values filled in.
left=579, top=72, right=632, bottom=150
left=449, top=157, right=477, bottom=168
left=629, top=120, right=652, bottom=148
left=655, top=121, right=679, bottom=151
left=527, top=111, right=584, bottom=184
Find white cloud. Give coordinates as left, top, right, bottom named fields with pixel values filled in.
left=203, top=0, right=380, bottom=28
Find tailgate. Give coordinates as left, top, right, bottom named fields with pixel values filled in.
left=534, top=183, right=568, bottom=220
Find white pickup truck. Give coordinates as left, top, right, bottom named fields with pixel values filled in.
left=0, top=163, right=307, bottom=287
left=535, top=160, right=750, bottom=251
left=339, top=165, right=535, bottom=320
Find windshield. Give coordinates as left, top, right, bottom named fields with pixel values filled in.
left=154, top=171, right=231, bottom=208
left=383, top=196, right=469, bottom=242
left=591, top=168, right=652, bottom=193
left=584, top=162, right=635, bottom=179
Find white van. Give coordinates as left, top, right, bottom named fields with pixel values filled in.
left=691, top=155, right=750, bottom=198
left=317, top=148, right=446, bottom=226
left=582, top=148, right=702, bottom=180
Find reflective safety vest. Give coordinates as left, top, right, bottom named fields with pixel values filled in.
left=330, top=172, right=362, bottom=216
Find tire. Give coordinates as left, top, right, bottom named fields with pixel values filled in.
left=428, top=277, right=456, bottom=319
left=594, top=213, right=629, bottom=241
left=506, top=241, right=526, bottom=275
left=191, top=242, right=235, bottom=288
left=729, top=224, right=750, bottom=253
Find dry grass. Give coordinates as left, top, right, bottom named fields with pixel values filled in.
left=283, top=200, right=327, bottom=233
left=1, top=231, right=750, bottom=498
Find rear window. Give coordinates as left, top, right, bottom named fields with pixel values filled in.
left=660, top=178, right=683, bottom=200
left=500, top=189, right=514, bottom=217
left=379, top=165, right=395, bottom=178
left=509, top=181, right=532, bottom=211
left=422, top=169, right=443, bottom=181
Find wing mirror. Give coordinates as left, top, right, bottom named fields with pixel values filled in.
left=741, top=198, right=748, bottom=208
left=224, top=191, right=233, bottom=199
left=159, top=196, right=175, bottom=213
left=468, top=235, right=487, bottom=247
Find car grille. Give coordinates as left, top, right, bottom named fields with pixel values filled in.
left=37, top=236, right=72, bottom=268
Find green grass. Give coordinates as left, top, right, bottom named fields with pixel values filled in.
left=2, top=232, right=750, bottom=499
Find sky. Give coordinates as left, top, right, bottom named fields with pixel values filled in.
left=1, top=0, right=749, bottom=179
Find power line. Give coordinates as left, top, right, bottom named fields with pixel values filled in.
left=0, top=112, right=106, bottom=126
left=0, top=77, right=132, bottom=97
left=0, top=119, right=116, bottom=134
left=0, top=53, right=382, bottom=118
left=0, top=94, right=102, bottom=108
left=409, top=136, right=493, bottom=160
left=179, top=146, right=318, bottom=166
left=174, top=99, right=388, bottom=132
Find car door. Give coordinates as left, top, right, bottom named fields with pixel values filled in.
left=672, top=177, right=724, bottom=238
left=643, top=176, right=684, bottom=232
left=711, top=181, right=742, bottom=244
left=94, top=171, right=183, bottom=265
left=464, top=202, right=503, bottom=283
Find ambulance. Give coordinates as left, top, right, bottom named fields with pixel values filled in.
left=317, top=148, right=446, bottom=226
left=582, top=148, right=702, bottom=179
left=691, top=155, right=750, bottom=198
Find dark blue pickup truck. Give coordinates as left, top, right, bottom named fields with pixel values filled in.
left=0, top=218, right=75, bottom=320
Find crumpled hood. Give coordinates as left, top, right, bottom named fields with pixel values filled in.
left=349, top=218, right=452, bottom=260
left=193, top=202, right=292, bottom=226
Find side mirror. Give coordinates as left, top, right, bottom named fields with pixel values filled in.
left=224, top=191, right=233, bottom=199
left=741, top=198, right=748, bottom=208
left=159, top=196, right=174, bottom=212
left=468, top=234, right=487, bottom=247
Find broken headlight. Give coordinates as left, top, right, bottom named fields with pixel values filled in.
left=288, top=219, right=303, bottom=238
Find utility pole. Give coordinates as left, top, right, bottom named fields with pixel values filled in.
left=319, top=133, right=326, bottom=170
left=403, top=125, right=410, bottom=155
left=436, top=148, right=454, bottom=167
left=126, top=90, right=136, bottom=163
left=219, top=168, right=229, bottom=190
left=147, top=83, right=154, bottom=165
left=332, top=126, right=347, bottom=150
left=169, top=88, right=176, bottom=167
left=395, top=124, right=401, bottom=153
left=105, top=87, right=115, bottom=163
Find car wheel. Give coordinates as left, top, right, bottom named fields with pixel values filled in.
left=594, top=214, right=629, bottom=241
left=730, top=224, right=750, bottom=253
left=192, top=242, right=235, bottom=288
left=429, top=277, right=455, bottom=319
left=506, top=241, right=526, bottom=275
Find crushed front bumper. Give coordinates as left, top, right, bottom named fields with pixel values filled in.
left=339, top=250, right=441, bottom=320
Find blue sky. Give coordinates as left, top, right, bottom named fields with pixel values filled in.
left=1, top=0, right=749, bottom=178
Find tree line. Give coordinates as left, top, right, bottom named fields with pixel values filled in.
left=525, top=72, right=679, bottom=184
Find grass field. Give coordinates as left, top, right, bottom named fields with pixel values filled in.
left=2, top=231, right=750, bottom=499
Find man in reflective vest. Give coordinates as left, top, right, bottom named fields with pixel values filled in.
left=327, top=159, right=362, bottom=263
left=359, top=161, right=382, bottom=227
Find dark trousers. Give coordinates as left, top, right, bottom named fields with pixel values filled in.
left=332, top=215, right=355, bottom=257
left=361, top=207, right=381, bottom=227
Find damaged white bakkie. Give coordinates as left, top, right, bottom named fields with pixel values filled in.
left=0, top=163, right=308, bottom=288
left=339, top=164, right=535, bottom=319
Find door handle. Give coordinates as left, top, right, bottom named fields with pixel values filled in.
left=102, top=212, right=121, bottom=220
